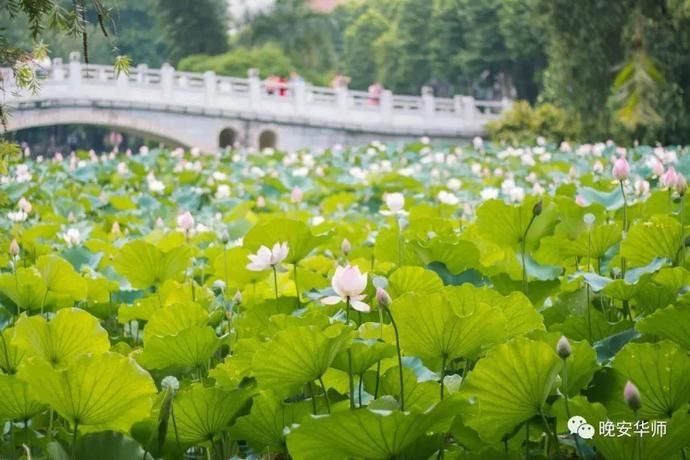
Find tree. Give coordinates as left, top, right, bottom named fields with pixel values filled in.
left=156, top=0, right=229, bottom=64
left=429, top=0, right=464, bottom=96
left=378, top=0, right=433, bottom=94
left=179, top=44, right=295, bottom=80
left=343, top=9, right=389, bottom=90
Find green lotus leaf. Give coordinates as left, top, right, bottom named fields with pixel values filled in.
left=393, top=292, right=505, bottom=370
left=620, top=215, right=681, bottom=268
left=213, top=246, right=267, bottom=288
left=651, top=266, right=690, bottom=293
left=286, top=407, right=442, bottom=460
left=0, top=268, right=48, bottom=313
left=117, top=296, right=160, bottom=324
left=229, top=391, right=312, bottom=453
left=12, top=308, right=110, bottom=367
left=332, top=339, right=396, bottom=375
left=36, top=254, right=89, bottom=307
left=475, top=197, right=557, bottom=249
left=551, top=309, right=632, bottom=343
left=411, top=238, right=480, bottom=274
left=54, top=431, right=154, bottom=460
left=387, top=266, right=444, bottom=297
left=577, top=186, right=624, bottom=210
left=0, top=374, right=46, bottom=422
left=0, top=327, right=25, bottom=373
left=235, top=297, right=300, bottom=339
left=610, top=340, right=690, bottom=419
left=243, top=217, right=329, bottom=263
left=138, top=326, right=220, bottom=370
left=143, top=302, right=208, bottom=341
left=459, top=338, right=562, bottom=442
left=377, top=366, right=440, bottom=413
left=113, top=239, right=192, bottom=289
left=170, top=385, right=253, bottom=444
left=637, top=305, right=690, bottom=349
left=252, top=325, right=354, bottom=397
left=19, top=352, right=156, bottom=432
left=209, top=338, right=261, bottom=389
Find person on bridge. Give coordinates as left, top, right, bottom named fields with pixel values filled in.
left=368, top=81, right=383, bottom=105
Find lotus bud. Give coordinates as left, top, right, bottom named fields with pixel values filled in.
left=161, top=375, right=180, bottom=392
left=341, top=238, right=352, bottom=256
left=256, top=196, right=266, bottom=208
left=291, top=186, right=303, bottom=203
left=556, top=336, right=571, bottom=359
left=176, top=211, right=195, bottom=233
left=111, top=221, right=121, bottom=235
left=9, top=239, right=20, bottom=258
left=17, top=197, right=32, bottom=214
left=233, top=290, right=242, bottom=304
left=662, top=167, right=679, bottom=189
left=68, top=211, right=75, bottom=223
left=583, top=213, right=596, bottom=227
left=532, top=200, right=543, bottom=217
left=218, top=229, right=230, bottom=245
left=675, top=174, right=687, bottom=196
left=623, top=380, right=642, bottom=411
left=375, top=287, right=392, bottom=310
left=612, top=157, right=630, bottom=181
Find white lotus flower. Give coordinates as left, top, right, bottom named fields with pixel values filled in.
left=17, top=197, right=32, bottom=214
left=7, top=210, right=28, bottom=222
left=62, top=228, right=81, bottom=246
left=480, top=187, right=499, bottom=200
left=437, top=190, right=459, bottom=205
left=246, top=242, right=289, bottom=272
left=381, top=192, right=405, bottom=215
left=176, top=211, right=195, bottom=233
left=321, top=264, right=370, bottom=312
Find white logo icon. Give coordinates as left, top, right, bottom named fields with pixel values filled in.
left=568, top=415, right=595, bottom=439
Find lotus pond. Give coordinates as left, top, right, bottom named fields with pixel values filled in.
left=1, top=140, right=690, bottom=459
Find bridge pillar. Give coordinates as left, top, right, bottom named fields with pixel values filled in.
left=161, top=63, right=174, bottom=99
left=422, top=86, right=435, bottom=118
left=248, top=68, right=262, bottom=108
left=204, top=71, right=217, bottom=104
left=51, top=58, right=65, bottom=81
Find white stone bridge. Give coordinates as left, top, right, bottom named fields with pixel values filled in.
left=3, top=55, right=508, bottom=151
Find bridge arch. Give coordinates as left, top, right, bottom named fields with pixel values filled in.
left=5, top=105, right=207, bottom=150
left=218, top=127, right=238, bottom=149
left=258, top=129, right=278, bottom=150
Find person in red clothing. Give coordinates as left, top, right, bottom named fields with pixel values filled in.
left=368, top=81, right=383, bottom=105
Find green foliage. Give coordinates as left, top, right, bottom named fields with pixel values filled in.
left=343, top=9, right=389, bottom=90
left=487, top=101, right=579, bottom=144
left=179, top=44, right=295, bottom=81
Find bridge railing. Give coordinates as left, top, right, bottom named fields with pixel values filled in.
left=8, top=54, right=508, bottom=130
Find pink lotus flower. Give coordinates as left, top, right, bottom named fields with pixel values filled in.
left=9, top=239, right=19, bottom=258
left=177, top=211, right=195, bottom=233
left=623, top=380, right=641, bottom=411
left=612, top=157, right=630, bottom=181
left=321, top=264, right=370, bottom=312
left=661, top=167, right=679, bottom=189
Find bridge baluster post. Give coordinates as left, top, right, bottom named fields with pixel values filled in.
left=293, top=79, right=306, bottom=113
left=52, top=58, right=65, bottom=81
left=136, top=64, right=148, bottom=84
left=161, top=63, right=175, bottom=99
left=68, top=53, right=82, bottom=87
left=453, top=95, right=463, bottom=117
left=461, top=96, right=477, bottom=118
left=116, top=66, right=129, bottom=88
left=335, top=84, right=349, bottom=111
left=204, top=71, right=217, bottom=104
left=421, top=86, right=435, bottom=118
left=380, top=89, right=393, bottom=121
left=248, top=68, right=262, bottom=108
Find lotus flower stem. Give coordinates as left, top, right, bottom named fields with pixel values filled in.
left=387, top=309, right=405, bottom=411
left=561, top=359, right=584, bottom=459
left=71, top=420, right=79, bottom=460
left=293, top=264, right=300, bottom=305
left=620, top=180, right=628, bottom=278
left=272, top=266, right=279, bottom=299
left=318, top=376, right=331, bottom=414
left=223, top=246, right=229, bottom=286
left=374, top=307, right=385, bottom=398
left=680, top=194, right=685, bottom=266
left=308, top=381, right=317, bottom=415
left=358, top=373, right=364, bottom=407
left=521, top=214, right=537, bottom=295
left=171, top=402, right=183, bottom=459
left=47, top=409, right=54, bottom=441
left=586, top=230, right=593, bottom=342
left=525, top=422, right=530, bottom=459
left=346, top=299, right=355, bottom=409
left=539, top=411, right=560, bottom=457
left=439, top=355, right=447, bottom=401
